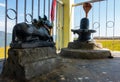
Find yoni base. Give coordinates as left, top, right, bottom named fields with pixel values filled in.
left=60, top=48, right=112, bottom=59
left=68, top=41, right=102, bottom=50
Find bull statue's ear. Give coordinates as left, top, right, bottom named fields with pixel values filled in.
left=44, top=15, right=47, bottom=20
left=39, top=16, right=41, bottom=20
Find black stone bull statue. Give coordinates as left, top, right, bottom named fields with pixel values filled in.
left=12, top=15, right=53, bottom=43
left=10, top=15, right=55, bottom=48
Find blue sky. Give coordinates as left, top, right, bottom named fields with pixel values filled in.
left=0, top=0, right=52, bottom=32
left=0, top=0, right=120, bottom=37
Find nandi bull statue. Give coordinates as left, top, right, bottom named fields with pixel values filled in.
left=10, top=15, right=55, bottom=48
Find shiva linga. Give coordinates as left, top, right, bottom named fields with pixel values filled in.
left=71, top=2, right=96, bottom=42
left=60, top=2, right=113, bottom=59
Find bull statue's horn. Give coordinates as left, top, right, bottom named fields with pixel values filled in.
left=39, top=16, right=42, bottom=20
left=44, top=15, right=47, bottom=20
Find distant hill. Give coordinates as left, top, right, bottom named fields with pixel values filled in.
left=94, top=36, right=120, bottom=40
left=0, top=31, right=12, bottom=47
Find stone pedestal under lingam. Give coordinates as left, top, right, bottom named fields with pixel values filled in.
left=60, top=3, right=113, bottom=59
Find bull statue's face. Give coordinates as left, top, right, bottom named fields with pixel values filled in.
left=37, top=15, right=53, bottom=29
left=43, top=15, right=53, bottom=29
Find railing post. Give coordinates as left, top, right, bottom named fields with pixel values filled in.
left=61, top=0, right=74, bottom=47
left=4, top=0, right=8, bottom=61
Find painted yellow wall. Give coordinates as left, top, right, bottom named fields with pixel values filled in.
left=56, top=3, right=64, bottom=50
left=61, top=0, right=74, bottom=47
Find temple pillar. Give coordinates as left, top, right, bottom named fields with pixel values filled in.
left=61, top=0, right=74, bottom=47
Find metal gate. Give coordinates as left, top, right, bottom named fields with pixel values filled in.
left=72, top=0, right=120, bottom=51
left=0, top=0, right=64, bottom=60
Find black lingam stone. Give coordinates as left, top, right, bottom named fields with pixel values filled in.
left=71, top=17, right=96, bottom=42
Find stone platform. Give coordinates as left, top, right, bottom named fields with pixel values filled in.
left=1, top=47, right=61, bottom=80
left=60, top=41, right=113, bottom=59
left=60, top=48, right=112, bottom=59
left=0, top=52, right=120, bottom=82
left=68, top=42, right=102, bottom=50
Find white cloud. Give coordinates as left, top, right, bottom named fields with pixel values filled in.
left=0, top=21, right=14, bottom=33
left=0, top=3, right=5, bottom=7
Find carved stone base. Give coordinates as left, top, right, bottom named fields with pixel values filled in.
left=60, top=48, right=112, bottom=59
left=1, top=47, right=60, bottom=80
left=10, top=41, right=55, bottom=49
left=60, top=41, right=113, bottom=59
left=68, top=41, right=102, bottom=50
